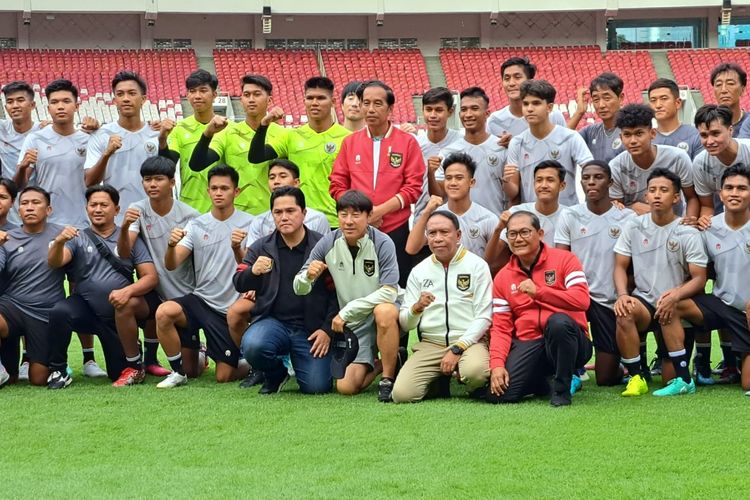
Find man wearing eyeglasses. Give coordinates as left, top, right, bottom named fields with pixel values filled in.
left=487, top=211, right=593, bottom=407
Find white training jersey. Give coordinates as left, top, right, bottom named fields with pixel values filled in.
left=501, top=202, right=568, bottom=247
left=413, top=129, right=462, bottom=219
left=691, top=139, right=750, bottom=197
left=438, top=202, right=498, bottom=257
left=487, top=106, right=567, bottom=138
left=0, top=120, right=41, bottom=225
left=703, top=214, right=750, bottom=312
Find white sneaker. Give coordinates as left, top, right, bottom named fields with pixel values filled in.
left=745, top=390, right=750, bottom=397
left=0, top=365, right=9, bottom=388
left=18, top=361, right=29, bottom=381
left=83, top=360, right=107, bottom=378
left=157, top=371, right=188, bottom=389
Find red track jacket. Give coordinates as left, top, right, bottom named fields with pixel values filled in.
left=490, top=244, right=590, bottom=370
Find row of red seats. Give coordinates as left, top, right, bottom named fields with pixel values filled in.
left=668, top=48, right=750, bottom=111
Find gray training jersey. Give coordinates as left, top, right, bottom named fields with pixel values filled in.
left=19, top=126, right=90, bottom=228
left=65, top=226, right=153, bottom=317
left=506, top=125, right=593, bottom=206
left=501, top=202, right=568, bottom=247
left=579, top=122, right=624, bottom=164
left=703, top=214, right=750, bottom=311
left=613, top=214, right=707, bottom=306
left=0, top=120, right=41, bottom=225
left=178, top=209, right=254, bottom=314
left=414, top=129, right=462, bottom=219
left=85, top=122, right=159, bottom=225
left=609, top=144, right=694, bottom=208
left=487, top=106, right=567, bottom=138
left=437, top=135, right=506, bottom=215
left=245, top=207, right=330, bottom=246
left=692, top=139, right=750, bottom=197
left=0, top=223, right=66, bottom=321
left=554, top=204, right=635, bottom=308
left=128, top=198, right=200, bottom=300
left=438, top=202, right=498, bottom=257
left=653, top=124, right=703, bottom=160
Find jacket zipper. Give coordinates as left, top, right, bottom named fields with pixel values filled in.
left=444, top=265, right=450, bottom=346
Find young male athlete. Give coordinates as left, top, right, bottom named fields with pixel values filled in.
left=0, top=178, right=17, bottom=231
left=341, top=81, right=365, bottom=132
left=648, top=78, right=703, bottom=160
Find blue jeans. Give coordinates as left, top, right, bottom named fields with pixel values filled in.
left=241, top=317, right=332, bottom=394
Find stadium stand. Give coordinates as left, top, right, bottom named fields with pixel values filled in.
left=440, top=46, right=657, bottom=125
left=668, top=48, right=750, bottom=110
left=321, top=49, right=431, bottom=124
left=0, top=48, right=195, bottom=123
left=213, top=49, right=320, bottom=126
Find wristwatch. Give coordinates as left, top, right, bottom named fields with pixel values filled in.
left=450, top=345, right=464, bottom=356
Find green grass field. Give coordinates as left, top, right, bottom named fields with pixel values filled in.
left=2, top=341, right=748, bottom=499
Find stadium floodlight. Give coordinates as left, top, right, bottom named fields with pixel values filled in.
left=22, top=11, right=31, bottom=26
left=490, top=12, right=498, bottom=26
left=145, top=12, right=157, bottom=27
left=722, top=0, right=732, bottom=25
left=262, top=6, right=272, bottom=34
left=376, top=13, right=384, bottom=27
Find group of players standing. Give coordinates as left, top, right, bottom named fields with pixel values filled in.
left=0, top=53, right=748, bottom=405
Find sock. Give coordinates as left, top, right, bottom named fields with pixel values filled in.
left=167, top=353, right=183, bottom=375
left=639, top=341, right=649, bottom=371
left=621, top=355, right=642, bottom=378
left=694, top=343, right=711, bottom=376
left=721, top=342, right=737, bottom=369
left=126, top=354, right=143, bottom=370
left=21, top=350, right=29, bottom=364
left=143, top=338, right=160, bottom=366
left=82, top=348, right=95, bottom=364
left=669, top=349, right=691, bottom=383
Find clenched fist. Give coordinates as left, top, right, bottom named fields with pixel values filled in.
left=105, top=135, right=123, bottom=156
left=230, top=229, right=248, bottom=249
left=205, top=115, right=229, bottom=137
left=168, top=227, right=187, bottom=247
left=19, top=148, right=38, bottom=169
left=306, top=260, right=328, bottom=281
left=55, top=226, right=79, bottom=244
left=412, top=292, right=436, bottom=314
left=159, top=118, right=175, bottom=140
left=261, top=106, right=285, bottom=126
left=251, top=255, right=274, bottom=275
left=122, top=208, right=140, bottom=227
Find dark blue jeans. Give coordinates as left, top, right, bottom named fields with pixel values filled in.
left=241, top=317, right=332, bottom=394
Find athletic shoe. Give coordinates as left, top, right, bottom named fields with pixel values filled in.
left=578, top=370, right=590, bottom=382
left=198, top=344, right=209, bottom=370
left=18, top=361, right=29, bottom=381
left=281, top=355, right=295, bottom=378
left=649, top=357, right=662, bottom=377
left=717, top=367, right=741, bottom=384
left=0, top=365, right=9, bottom=388
left=621, top=374, right=648, bottom=397
left=239, top=370, right=265, bottom=389
left=156, top=371, right=188, bottom=389
left=550, top=391, right=571, bottom=406
left=745, top=390, right=750, bottom=397
left=259, top=368, right=289, bottom=395
left=712, top=360, right=725, bottom=375
left=112, top=367, right=146, bottom=387
left=47, top=370, right=72, bottom=389
left=653, top=377, right=696, bottom=397
left=378, top=377, right=395, bottom=402
left=83, top=360, right=107, bottom=378
left=570, top=374, right=582, bottom=396
left=144, top=364, right=171, bottom=377
left=694, top=372, right=715, bottom=386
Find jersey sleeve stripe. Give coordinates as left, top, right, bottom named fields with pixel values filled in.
left=565, top=277, right=588, bottom=288
left=493, top=306, right=511, bottom=313
left=493, top=298, right=509, bottom=306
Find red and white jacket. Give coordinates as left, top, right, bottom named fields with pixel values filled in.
left=490, top=244, right=590, bottom=370
left=329, top=124, right=425, bottom=233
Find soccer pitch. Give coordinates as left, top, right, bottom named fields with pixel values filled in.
left=2, top=345, right=748, bottom=499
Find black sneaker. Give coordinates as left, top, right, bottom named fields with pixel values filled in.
left=550, top=391, right=571, bottom=407
left=259, top=368, right=289, bottom=395
left=378, top=377, right=394, bottom=402
left=47, top=370, right=72, bottom=390
left=239, top=370, right=265, bottom=389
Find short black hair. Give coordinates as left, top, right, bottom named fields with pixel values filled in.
left=0, top=177, right=19, bottom=201
left=534, top=159, right=566, bottom=182
left=710, top=62, right=747, bottom=87
left=647, top=167, right=681, bottom=193
left=721, top=163, right=750, bottom=187
left=2, top=80, right=34, bottom=99
left=185, top=69, right=218, bottom=91
left=19, top=186, right=51, bottom=205
left=459, top=86, right=489, bottom=107
left=501, top=57, right=536, bottom=80
left=427, top=210, right=460, bottom=231
left=422, top=87, right=454, bottom=110
left=520, top=80, right=556, bottom=104
left=140, top=156, right=176, bottom=179
left=112, top=71, right=147, bottom=94
left=648, top=78, right=679, bottom=98
left=694, top=104, right=733, bottom=129
left=269, top=159, right=300, bottom=179
left=270, top=185, right=306, bottom=211
left=207, top=164, right=240, bottom=188
left=241, top=74, right=272, bottom=94
left=589, top=72, right=624, bottom=96
left=86, top=184, right=120, bottom=205
left=356, top=80, right=395, bottom=107
left=45, top=79, right=78, bottom=101
left=336, top=190, right=373, bottom=214
left=581, top=160, right=612, bottom=180
left=304, top=76, right=334, bottom=95
left=615, top=104, right=654, bottom=129
left=442, top=152, right=476, bottom=178
left=341, top=80, right=362, bottom=103
left=507, top=210, right=541, bottom=230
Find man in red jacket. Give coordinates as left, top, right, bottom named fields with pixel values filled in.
left=329, top=80, right=426, bottom=288
left=488, top=211, right=593, bottom=406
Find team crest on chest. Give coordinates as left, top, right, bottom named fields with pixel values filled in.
left=487, top=154, right=499, bottom=167
left=580, top=227, right=587, bottom=235
left=76, top=147, right=87, bottom=157
left=745, top=242, right=750, bottom=254
left=544, top=270, right=556, bottom=286
left=667, top=239, right=680, bottom=252
left=363, top=259, right=375, bottom=276
left=550, top=150, right=560, bottom=160
left=469, top=226, right=479, bottom=238
left=608, top=226, right=621, bottom=239
left=145, top=142, right=156, bottom=153
left=612, top=138, right=622, bottom=149
left=389, top=152, right=403, bottom=168
left=456, top=274, right=471, bottom=291
left=677, top=142, right=689, bottom=151
left=324, top=142, right=337, bottom=154
left=203, top=233, right=209, bottom=240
